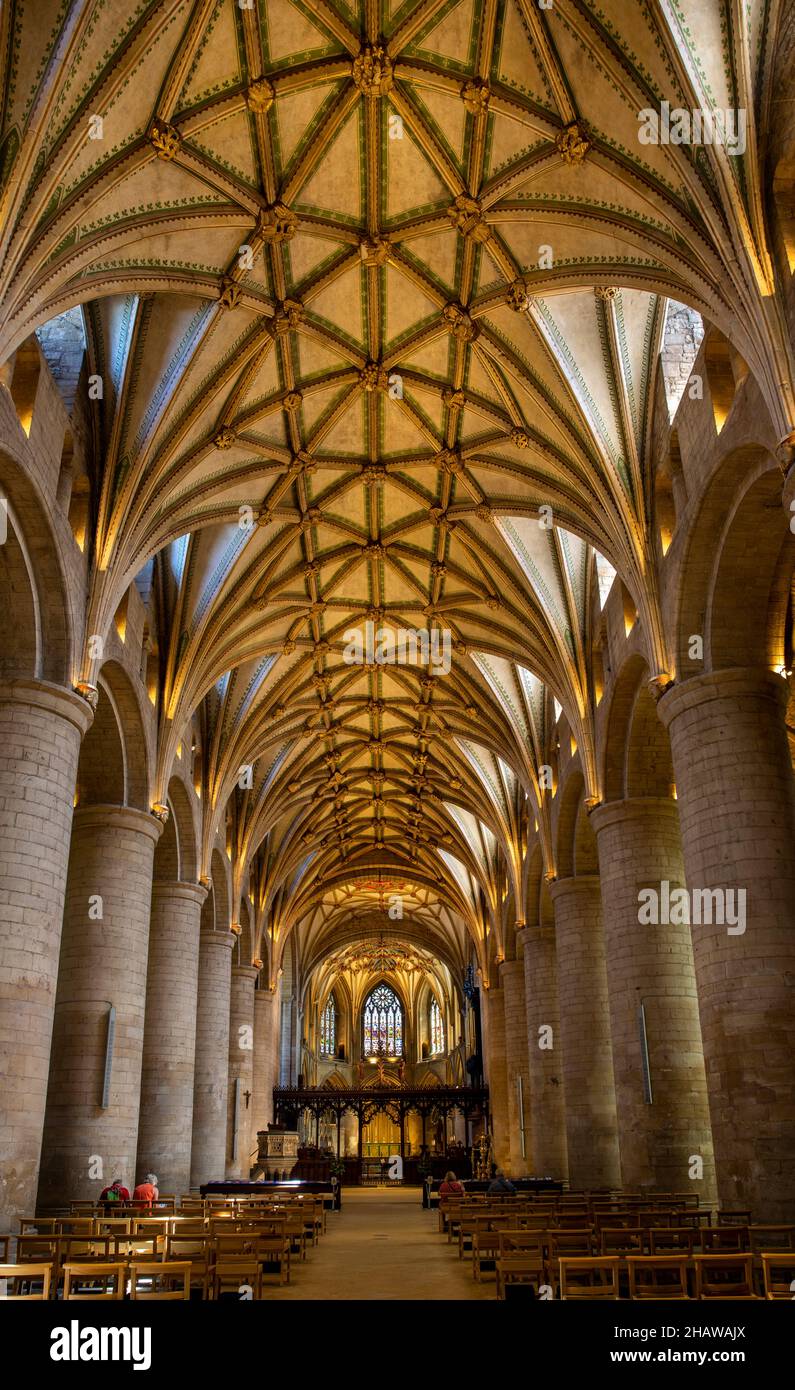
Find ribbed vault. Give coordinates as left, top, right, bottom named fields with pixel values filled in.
left=1, top=0, right=792, bottom=973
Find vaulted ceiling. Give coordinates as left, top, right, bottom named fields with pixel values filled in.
left=1, top=0, right=791, bottom=978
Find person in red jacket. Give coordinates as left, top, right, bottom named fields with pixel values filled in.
left=99, top=1177, right=130, bottom=1204
left=439, top=1171, right=465, bottom=1196
left=132, top=1173, right=159, bottom=1208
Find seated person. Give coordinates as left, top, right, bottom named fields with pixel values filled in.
left=487, top=1169, right=515, bottom=1195
left=132, top=1173, right=159, bottom=1207
left=439, top=1170, right=465, bottom=1197
left=99, top=1177, right=130, bottom=1204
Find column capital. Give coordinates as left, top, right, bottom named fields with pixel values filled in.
left=658, top=666, right=788, bottom=728
left=0, top=676, right=94, bottom=737
left=255, top=987, right=276, bottom=1004
left=151, top=879, right=208, bottom=907
left=232, top=964, right=260, bottom=984
left=199, top=928, right=235, bottom=952
left=548, top=873, right=601, bottom=903
left=589, top=795, right=678, bottom=834
left=72, top=803, right=163, bottom=843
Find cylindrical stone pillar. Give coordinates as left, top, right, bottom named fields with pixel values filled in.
left=190, top=930, right=234, bottom=1187
left=518, top=925, right=569, bottom=1181
left=251, top=987, right=275, bottom=1160
left=484, top=985, right=510, bottom=1171
left=659, top=669, right=795, bottom=1219
left=500, top=959, right=531, bottom=1176
left=226, top=965, right=258, bottom=1178
left=0, top=680, right=92, bottom=1228
left=551, top=876, right=621, bottom=1189
left=38, top=805, right=162, bottom=1207
left=136, top=880, right=207, bottom=1196
left=591, top=798, right=716, bottom=1200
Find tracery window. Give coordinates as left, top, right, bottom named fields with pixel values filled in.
left=363, top=984, right=403, bottom=1056
left=430, top=998, right=444, bottom=1055
left=320, top=995, right=336, bottom=1056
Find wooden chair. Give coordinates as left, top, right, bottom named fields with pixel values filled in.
left=496, top=1231, right=546, bottom=1300
left=55, top=1218, right=95, bottom=1237
left=16, top=1234, right=60, bottom=1285
left=626, top=1255, right=691, bottom=1300
left=748, top=1225, right=795, bottom=1254
left=18, top=1217, right=57, bottom=1234
left=693, top=1254, right=760, bottom=1299
left=559, top=1256, right=621, bottom=1300
left=601, top=1227, right=645, bottom=1256
left=0, top=1262, right=52, bottom=1299
left=211, top=1253, right=263, bottom=1300
left=472, top=1230, right=502, bottom=1281
left=0, top=1236, right=12, bottom=1262
left=130, top=1261, right=190, bottom=1300
left=93, top=1216, right=132, bottom=1237
left=113, top=1234, right=162, bottom=1263
left=701, top=1225, right=748, bottom=1252
left=549, top=1228, right=593, bottom=1259
left=649, top=1227, right=697, bottom=1256
left=761, top=1252, right=795, bottom=1300
left=717, top=1210, right=752, bottom=1227
left=164, top=1235, right=214, bottom=1297
left=63, top=1262, right=126, bottom=1299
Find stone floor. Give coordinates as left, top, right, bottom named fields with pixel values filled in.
left=267, top=1186, right=495, bottom=1301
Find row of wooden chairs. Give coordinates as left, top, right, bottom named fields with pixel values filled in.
left=468, top=1231, right=794, bottom=1300
left=460, top=1222, right=795, bottom=1261
left=555, top=1253, right=790, bottom=1300
left=0, top=1262, right=190, bottom=1300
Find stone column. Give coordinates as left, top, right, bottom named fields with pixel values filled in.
left=659, top=669, right=795, bottom=1219
left=517, top=925, right=569, bottom=1181
left=190, top=930, right=234, bottom=1187
left=251, top=987, right=275, bottom=1159
left=0, top=680, right=92, bottom=1228
left=136, top=880, right=207, bottom=1196
left=226, top=965, right=258, bottom=1178
left=485, top=986, right=510, bottom=1171
left=591, top=798, right=716, bottom=1199
left=550, top=876, right=621, bottom=1189
left=38, top=805, right=162, bottom=1207
left=500, top=958, right=531, bottom=1176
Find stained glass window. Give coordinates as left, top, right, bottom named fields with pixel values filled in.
left=320, top=995, right=336, bottom=1056
left=363, top=984, right=403, bottom=1056
left=430, top=998, right=444, bottom=1054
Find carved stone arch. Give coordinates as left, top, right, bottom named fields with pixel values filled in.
left=0, top=495, right=40, bottom=680
left=95, top=659, right=150, bottom=809
left=166, top=773, right=199, bottom=882
left=524, top=840, right=543, bottom=927
left=555, top=766, right=585, bottom=879
left=708, top=463, right=794, bottom=673
left=210, top=845, right=231, bottom=932
left=75, top=680, right=125, bottom=807
left=152, top=803, right=179, bottom=881
left=0, top=445, right=73, bottom=683
left=238, top=896, right=253, bottom=963
left=675, top=444, right=792, bottom=677
left=602, top=652, right=649, bottom=801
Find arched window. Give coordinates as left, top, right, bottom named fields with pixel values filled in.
left=363, top=984, right=403, bottom=1056
left=430, top=998, right=444, bottom=1055
left=320, top=996, right=336, bottom=1056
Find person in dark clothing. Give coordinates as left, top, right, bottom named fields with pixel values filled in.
left=487, top=1169, right=515, bottom=1194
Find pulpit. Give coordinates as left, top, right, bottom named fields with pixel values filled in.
left=257, top=1128, right=299, bottom=1166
